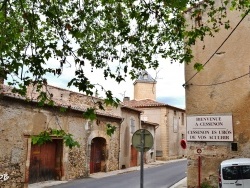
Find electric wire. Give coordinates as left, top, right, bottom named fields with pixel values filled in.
left=183, top=8, right=250, bottom=87
left=189, top=72, right=250, bottom=86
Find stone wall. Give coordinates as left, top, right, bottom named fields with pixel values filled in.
left=185, top=2, right=250, bottom=187
left=120, top=107, right=141, bottom=169
left=134, top=82, right=156, bottom=100
left=0, top=90, right=121, bottom=187
left=0, top=98, right=30, bottom=188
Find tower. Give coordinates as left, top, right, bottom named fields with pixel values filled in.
left=133, top=71, right=157, bottom=100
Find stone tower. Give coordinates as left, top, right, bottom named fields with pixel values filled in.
left=133, top=71, right=157, bottom=100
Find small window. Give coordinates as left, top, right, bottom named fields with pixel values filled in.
left=182, top=134, right=185, bottom=139
left=130, top=118, right=135, bottom=134
left=174, top=110, right=177, bottom=116
left=181, top=113, right=184, bottom=125
left=143, top=74, right=148, bottom=80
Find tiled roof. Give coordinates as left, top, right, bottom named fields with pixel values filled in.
left=121, top=105, right=143, bottom=113
left=141, top=120, right=158, bottom=127
left=0, top=84, right=122, bottom=120
left=123, top=99, right=185, bottom=111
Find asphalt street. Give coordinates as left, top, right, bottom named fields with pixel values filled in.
left=42, top=159, right=187, bottom=188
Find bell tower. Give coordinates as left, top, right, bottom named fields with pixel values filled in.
left=133, top=71, right=157, bottom=100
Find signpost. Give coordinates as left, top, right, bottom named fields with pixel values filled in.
left=197, top=148, right=202, bottom=188
left=132, top=129, right=154, bottom=188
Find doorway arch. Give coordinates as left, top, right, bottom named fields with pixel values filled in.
left=90, top=137, right=106, bottom=173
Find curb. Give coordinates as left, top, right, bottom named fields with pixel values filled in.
left=169, top=177, right=187, bottom=188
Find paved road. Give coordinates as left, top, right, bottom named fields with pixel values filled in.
left=48, top=160, right=187, bottom=188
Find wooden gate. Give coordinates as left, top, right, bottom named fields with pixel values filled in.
left=90, top=137, right=106, bottom=173
left=29, top=139, right=62, bottom=183
left=130, top=145, right=138, bottom=167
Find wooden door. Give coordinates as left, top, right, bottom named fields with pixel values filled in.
left=90, top=137, right=106, bottom=173
left=130, top=145, right=138, bottom=167
left=29, top=140, right=62, bottom=183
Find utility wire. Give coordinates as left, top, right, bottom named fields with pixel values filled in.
left=184, top=8, right=250, bottom=87
left=189, top=72, right=250, bottom=86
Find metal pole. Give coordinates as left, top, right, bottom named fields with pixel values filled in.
left=198, top=155, right=201, bottom=188
left=140, top=129, right=145, bottom=188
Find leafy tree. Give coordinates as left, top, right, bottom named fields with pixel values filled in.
left=1, top=0, right=249, bottom=145
left=1, top=0, right=249, bottom=100
left=1, top=1, right=250, bottom=141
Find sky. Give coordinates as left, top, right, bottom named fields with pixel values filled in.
left=46, top=58, right=186, bottom=109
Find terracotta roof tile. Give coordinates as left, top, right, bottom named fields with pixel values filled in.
left=0, top=84, right=122, bottom=119
left=122, top=99, right=185, bottom=111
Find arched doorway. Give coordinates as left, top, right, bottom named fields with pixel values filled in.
left=90, top=137, right=106, bottom=173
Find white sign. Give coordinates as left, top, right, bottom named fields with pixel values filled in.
left=187, top=114, right=233, bottom=141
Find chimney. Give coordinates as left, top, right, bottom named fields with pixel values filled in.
left=123, top=97, right=130, bottom=102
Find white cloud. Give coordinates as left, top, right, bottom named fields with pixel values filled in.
left=46, top=58, right=186, bottom=109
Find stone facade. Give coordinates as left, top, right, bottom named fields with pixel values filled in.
left=141, top=121, right=158, bottom=163
left=119, top=106, right=157, bottom=169
left=185, top=2, right=250, bottom=187
left=129, top=104, right=186, bottom=160
left=0, top=83, right=158, bottom=187
left=124, top=71, right=187, bottom=161
left=134, top=71, right=157, bottom=100
left=0, top=85, right=121, bottom=188
left=119, top=106, right=141, bottom=169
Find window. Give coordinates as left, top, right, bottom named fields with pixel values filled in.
left=173, top=117, right=178, bottom=133
left=130, top=118, right=135, bottom=134
left=181, top=113, right=184, bottom=125
left=222, top=165, right=250, bottom=180
left=182, top=134, right=185, bottom=139
left=174, top=110, right=177, bottom=116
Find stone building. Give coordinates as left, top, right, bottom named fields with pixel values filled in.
left=119, top=106, right=158, bottom=169
left=123, top=71, right=187, bottom=160
left=0, top=84, right=122, bottom=187
left=0, top=81, right=157, bottom=188
left=184, top=1, right=250, bottom=187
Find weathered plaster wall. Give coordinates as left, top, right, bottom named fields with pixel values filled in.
left=119, top=108, right=140, bottom=169
left=140, top=108, right=164, bottom=156
left=0, top=98, right=33, bottom=188
left=134, top=82, right=156, bottom=100
left=139, top=107, right=186, bottom=160
left=168, top=110, right=187, bottom=159
left=185, top=4, right=250, bottom=187
left=0, top=95, right=120, bottom=187
left=141, top=124, right=156, bottom=163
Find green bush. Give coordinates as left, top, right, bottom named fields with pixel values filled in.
left=201, top=181, right=213, bottom=188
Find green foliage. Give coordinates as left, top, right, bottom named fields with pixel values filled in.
left=106, top=123, right=117, bottom=137
left=201, top=181, right=213, bottom=188
left=37, top=91, right=54, bottom=107
left=31, top=128, right=80, bottom=149
left=1, top=0, right=250, bottom=107
left=59, top=107, right=67, bottom=113
left=31, top=131, right=52, bottom=145
left=194, top=62, right=204, bottom=72
left=83, top=108, right=97, bottom=121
